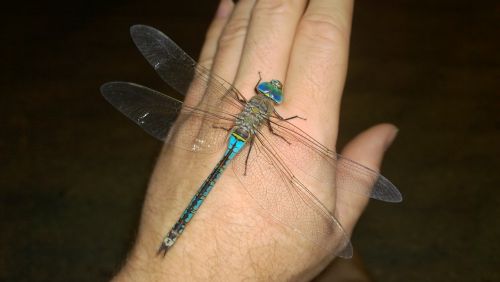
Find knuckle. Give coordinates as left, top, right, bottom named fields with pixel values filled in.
left=253, top=0, right=292, bottom=17
left=298, top=12, right=349, bottom=45
left=218, top=17, right=248, bottom=48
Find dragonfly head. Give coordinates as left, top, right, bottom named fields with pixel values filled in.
left=257, top=79, right=283, bottom=104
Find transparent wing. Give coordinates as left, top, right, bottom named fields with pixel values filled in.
left=266, top=116, right=402, bottom=202
left=130, top=24, right=196, bottom=98
left=122, top=25, right=250, bottom=152
left=232, top=129, right=353, bottom=258
left=100, top=82, right=236, bottom=153
left=130, top=24, right=245, bottom=112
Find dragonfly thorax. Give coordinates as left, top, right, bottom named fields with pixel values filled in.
left=227, top=95, right=273, bottom=159
left=234, top=95, right=274, bottom=139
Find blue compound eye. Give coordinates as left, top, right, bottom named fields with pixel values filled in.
left=257, top=80, right=284, bottom=104
left=270, top=88, right=283, bottom=104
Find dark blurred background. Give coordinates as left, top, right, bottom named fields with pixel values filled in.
left=1, top=0, right=498, bottom=281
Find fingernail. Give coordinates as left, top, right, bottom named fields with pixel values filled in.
left=384, top=126, right=399, bottom=150
left=216, top=0, right=232, bottom=18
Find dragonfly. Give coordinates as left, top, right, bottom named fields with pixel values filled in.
left=101, top=25, right=402, bottom=259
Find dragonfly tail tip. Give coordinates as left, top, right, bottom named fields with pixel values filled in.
left=157, top=243, right=170, bottom=257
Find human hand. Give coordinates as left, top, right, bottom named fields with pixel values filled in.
left=113, top=0, right=398, bottom=281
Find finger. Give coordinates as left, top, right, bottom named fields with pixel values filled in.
left=336, top=123, right=399, bottom=234
left=198, top=0, right=235, bottom=66
left=233, top=0, right=307, bottom=98
left=286, top=0, right=354, bottom=149
left=209, top=0, right=256, bottom=84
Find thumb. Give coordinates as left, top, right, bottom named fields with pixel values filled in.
left=335, top=123, right=399, bottom=234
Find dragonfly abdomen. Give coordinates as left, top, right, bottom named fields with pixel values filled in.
left=157, top=133, right=246, bottom=255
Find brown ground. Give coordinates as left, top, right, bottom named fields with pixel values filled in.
left=1, top=0, right=498, bottom=281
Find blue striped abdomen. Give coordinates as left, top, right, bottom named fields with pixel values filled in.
left=157, top=131, right=247, bottom=255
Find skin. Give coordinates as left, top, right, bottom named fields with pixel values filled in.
left=113, top=0, right=399, bottom=281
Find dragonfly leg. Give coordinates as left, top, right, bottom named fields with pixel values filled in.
left=231, top=87, right=247, bottom=103
left=274, top=109, right=306, bottom=121
left=243, top=138, right=255, bottom=176
left=267, top=120, right=291, bottom=145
